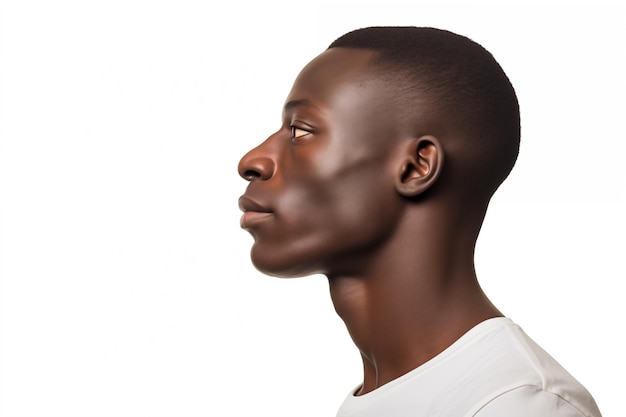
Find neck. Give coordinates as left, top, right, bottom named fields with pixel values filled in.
left=326, top=209, right=501, bottom=395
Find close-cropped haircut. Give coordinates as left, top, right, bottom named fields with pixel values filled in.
left=328, top=27, right=520, bottom=199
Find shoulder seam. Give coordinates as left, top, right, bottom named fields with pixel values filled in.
left=469, top=385, right=594, bottom=417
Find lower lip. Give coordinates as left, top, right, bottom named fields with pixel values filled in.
left=240, top=211, right=273, bottom=228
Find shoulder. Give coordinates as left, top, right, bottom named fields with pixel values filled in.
left=463, top=319, right=601, bottom=417
left=336, top=318, right=601, bottom=417
left=472, top=385, right=601, bottom=417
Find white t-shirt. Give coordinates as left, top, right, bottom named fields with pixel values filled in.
left=336, top=318, right=601, bottom=417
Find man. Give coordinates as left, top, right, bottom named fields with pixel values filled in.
left=237, top=27, right=601, bottom=417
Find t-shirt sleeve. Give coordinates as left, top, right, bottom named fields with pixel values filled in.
left=473, top=386, right=598, bottom=417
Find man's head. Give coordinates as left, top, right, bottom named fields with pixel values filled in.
left=238, top=27, right=520, bottom=278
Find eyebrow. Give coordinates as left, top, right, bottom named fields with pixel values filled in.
left=283, top=99, right=321, bottom=112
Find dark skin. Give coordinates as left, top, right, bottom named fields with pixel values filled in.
left=238, top=48, right=502, bottom=395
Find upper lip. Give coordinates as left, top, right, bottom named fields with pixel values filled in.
left=238, top=195, right=273, bottom=213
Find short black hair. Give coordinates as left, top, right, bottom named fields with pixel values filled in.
left=329, top=27, right=520, bottom=200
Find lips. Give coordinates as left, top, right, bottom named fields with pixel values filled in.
left=239, top=195, right=274, bottom=228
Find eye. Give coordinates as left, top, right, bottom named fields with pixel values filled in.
left=291, top=126, right=311, bottom=139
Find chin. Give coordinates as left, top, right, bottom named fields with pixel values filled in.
left=250, top=247, right=322, bottom=279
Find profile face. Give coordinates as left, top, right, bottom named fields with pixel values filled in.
left=238, top=48, right=406, bottom=277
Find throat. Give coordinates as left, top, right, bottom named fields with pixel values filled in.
left=327, top=272, right=502, bottom=394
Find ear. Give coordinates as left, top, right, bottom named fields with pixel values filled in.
left=394, top=135, right=444, bottom=197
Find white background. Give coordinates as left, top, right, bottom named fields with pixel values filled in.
left=1, top=1, right=624, bottom=416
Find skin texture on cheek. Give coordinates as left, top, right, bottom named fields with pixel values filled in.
left=252, top=155, right=401, bottom=278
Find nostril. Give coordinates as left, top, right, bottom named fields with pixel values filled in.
left=243, top=169, right=261, bottom=180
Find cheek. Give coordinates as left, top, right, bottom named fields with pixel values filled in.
left=248, top=147, right=401, bottom=277
left=332, top=177, right=402, bottom=243
left=283, top=167, right=400, bottom=249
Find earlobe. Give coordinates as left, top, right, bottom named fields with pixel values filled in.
left=395, top=135, right=444, bottom=197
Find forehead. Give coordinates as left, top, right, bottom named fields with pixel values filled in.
left=285, top=48, right=379, bottom=108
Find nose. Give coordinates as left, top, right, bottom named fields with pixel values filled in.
left=238, top=142, right=276, bottom=181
